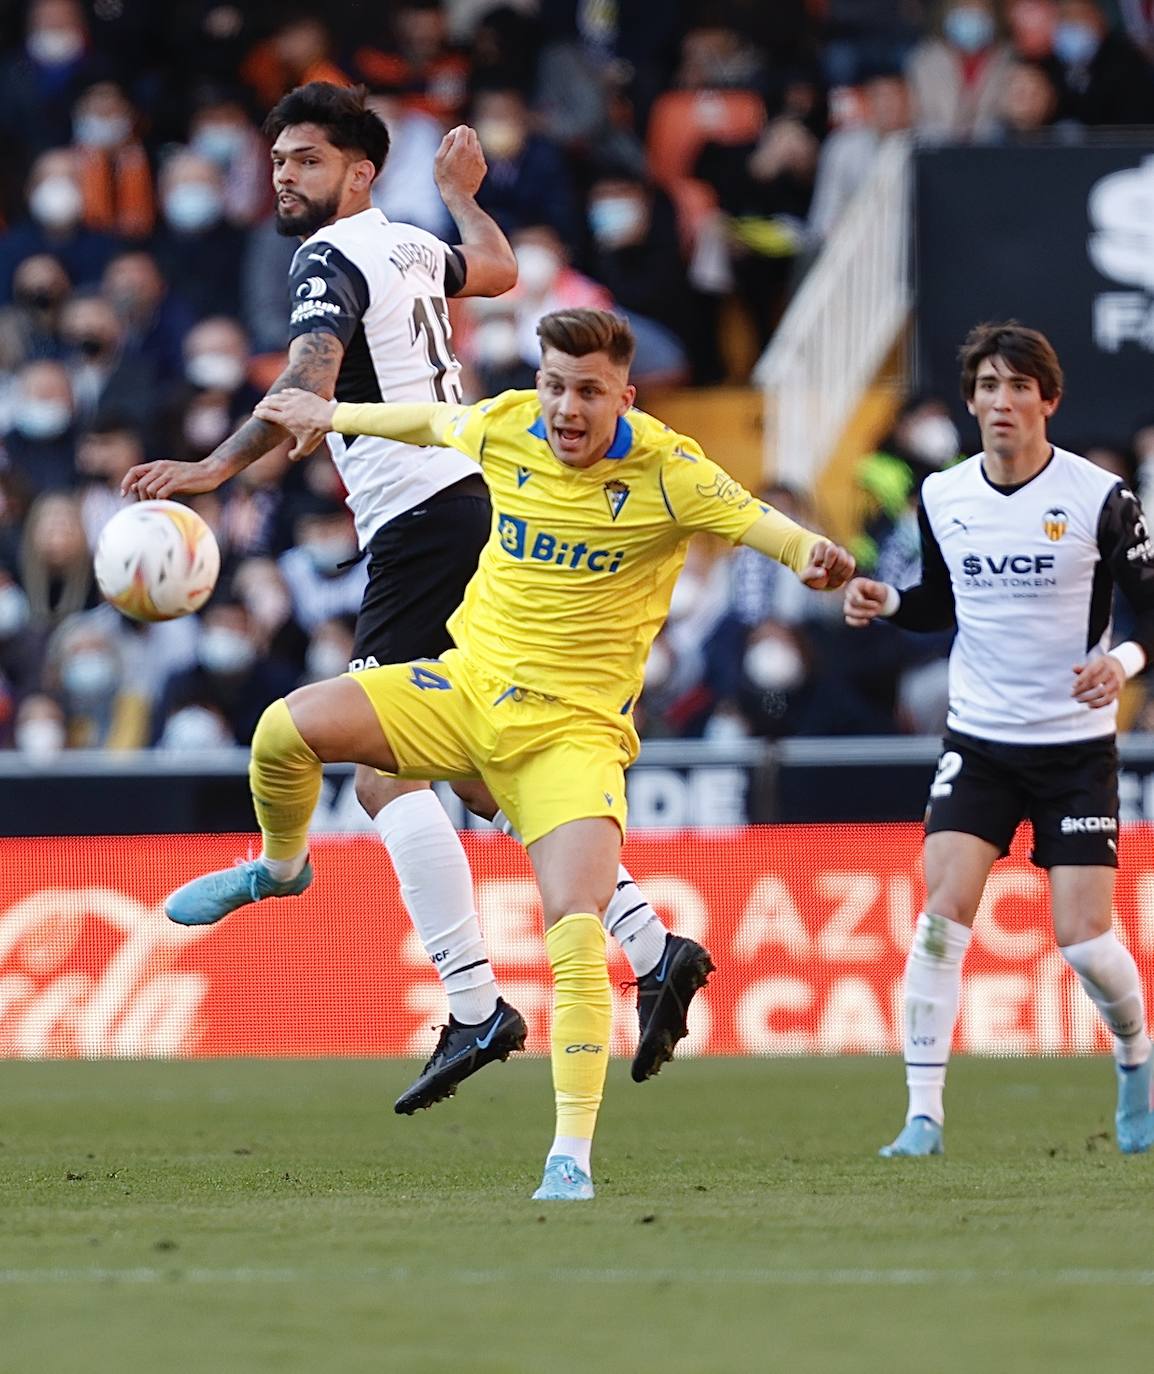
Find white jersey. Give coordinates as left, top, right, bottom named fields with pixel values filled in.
left=287, top=208, right=477, bottom=547
left=893, top=447, right=1154, bottom=745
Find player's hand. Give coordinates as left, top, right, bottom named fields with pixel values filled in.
left=121, top=460, right=223, bottom=499
left=254, top=389, right=336, bottom=461
left=799, top=540, right=855, bottom=591
left=434, top=125, right=487, bottom=201
left=1072, top=655, right=1127, bottom=710
left=843, top=577, right=892, bottom=627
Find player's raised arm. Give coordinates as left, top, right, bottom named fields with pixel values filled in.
left=435, top=125, right=517, bottom=298
left=739, top=511, right=855, bottom=589
left=255, top=390, right=469, bottom=458
left=122, top=331, right=345, bottom=498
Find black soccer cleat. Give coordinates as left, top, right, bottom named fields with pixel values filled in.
left=394, top=998, right=528, bottom=1115
left=630, top=934, right=715, bottom=1083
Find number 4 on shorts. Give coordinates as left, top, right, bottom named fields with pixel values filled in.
left=409, top=665, right=452, bottom=691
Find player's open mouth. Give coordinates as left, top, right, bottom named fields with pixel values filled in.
left=278, top=194, right=301, bottom=208
left=556, top=428, right=584, bottom=447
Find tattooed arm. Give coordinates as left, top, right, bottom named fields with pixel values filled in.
left=121, top=331, right=345, bottom=499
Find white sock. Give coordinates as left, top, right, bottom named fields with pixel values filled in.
left=1061, top=929, right=1151, bottom=1067
left=374, top=791, right=498, bottom=1024
left=902, top=912, right=972, bottom=1125
left=492, top=809, right=669, bottom=974
left=604, top=871, right=669, bottom=976
left=547, top=1134, right=592, bottom=1175
left=260, top=852, right=307, bottom=881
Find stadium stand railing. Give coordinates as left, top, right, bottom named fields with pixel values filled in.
left=755, top=133, right=912, bottom=489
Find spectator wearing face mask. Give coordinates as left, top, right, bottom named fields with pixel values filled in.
left=583, top=174, right=691, bottom=351
left=0, top=0, right=111, bottom=164
left=1051, top=0, right=1154, bottom=125
left=10, top=692, right=67, bottom=758
left=70, top=80, right=154, bottom=241
left=277, top=500, right=368, bottom=635
left=151, top=150, right=246, bottom=321
left=187, top=91, right=271, bottom=230
left=0, top=149, right=120, bottom=303
left=471, top=88, right=580, bottom=246
left=161, top=316, right=261, bottom=462
left=152, top=598, right=298, bottom=745
left=45, top=610, right=147, bottom=748
left=102, top=250, right=196, bottom=388
left=300, top=613, right=356, bottom=684
left=4, top=360, right=77, bottom=496
left=908, top=1, right=1016, bottom=141
left=231, top=555, right=308, bottom=672
left=59, top=293, right=157, bottom=430
left=20, top=490, right=96, bottom=635
left=0, top=254, right=71, bottom=372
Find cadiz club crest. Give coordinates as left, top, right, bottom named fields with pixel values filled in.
left=604, top=479, right=630, bottom=520
left=1043, top=507, right=1068, bottom=541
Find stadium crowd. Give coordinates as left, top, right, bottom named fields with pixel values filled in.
left=2, top=0, right=1154, bottom=755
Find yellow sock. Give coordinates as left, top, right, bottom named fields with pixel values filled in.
left=545, top=912, right=612, bottom=1143
left=249, top=699, right=322, bottom=860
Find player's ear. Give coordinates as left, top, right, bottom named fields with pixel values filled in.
left=1042, top=392, right=1061, bottom=417
left=620, top=384, right=636, bottom=414
left=965, top=397, right=976, bottom=416
left=351, top=158, right=375, bottom=192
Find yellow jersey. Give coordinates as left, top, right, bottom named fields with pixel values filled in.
left=333, top=390, right=818, bottom=713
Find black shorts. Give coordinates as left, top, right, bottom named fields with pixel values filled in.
left=924, top=730, right=1120, bottom=869
left=350, top=474, right=490, bottom=668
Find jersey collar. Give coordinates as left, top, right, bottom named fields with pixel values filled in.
left=527, top=413, right=634, bottom=460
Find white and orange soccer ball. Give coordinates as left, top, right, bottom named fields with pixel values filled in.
left=94, top=500, right=220, bottom=622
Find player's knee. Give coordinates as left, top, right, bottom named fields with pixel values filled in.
left=253, top=698, right=317, bottom=767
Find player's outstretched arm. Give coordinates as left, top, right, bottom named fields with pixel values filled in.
left=844, top=577, right=897, bottom=627
left=738, top=511, right=854, bottom=589
left=122, top=333, right=344, bottom=498
left=435, top=125, right=517, bottom=298
left=256, top=390, right=466, bottom=455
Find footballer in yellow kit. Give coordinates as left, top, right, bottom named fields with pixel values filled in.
left=327, top=386, right=817, bottom=845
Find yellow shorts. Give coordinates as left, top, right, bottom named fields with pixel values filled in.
left=347, top=648, right=639, bottom=846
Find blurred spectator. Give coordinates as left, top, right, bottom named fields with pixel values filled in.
left=60, top=294, right=156, bottom=430
left=907, top=0, right=1016, bottom=141
left=584, top=174, right=692, bottom=349
left=151, top=149, right=247, bottom=320
left=231, top=554, right=308, bottom=667
left=356, top=1, right=471, bottom=123
left=74, top=414, right=141, bottom=549
left=276, top=499, right=367, bottom=634
left=5, top=360, right=77, bottom=495
left=71, top=80, right=154, bottom=240
left=102, top=250, right=195, bottom=388
left=0, top=254, right=71, bottom=374
left=188, top=90, right=271, bottom=229
left=240, top=214, right=298, bottom=353
left=156, top=699, right=234, bottom=750
left=12, top=692, right=67, bottom=759
left=213, top=449, right=294, bottom=564
left=367, top=93, right=453, bottom=239
left=0, top=149, right=120, bottom=302
left=20, top=490, right=95, bottom=630
left=0, top=0, right=111, bottom=166
left=818, top=0, right=926, bottom=87
left=984, top=57, right=1062, bottom=138
left=472, top=88, right=581, bottom=246
left=696, top=116, right=819, bottom=349
left=472, top=4, right=543, bottom=97
left=301, top=613, right=357, bottom=683
left=1052, top=0, right=1154, bottom=125
left=0, top=564, right=40, bottom=697
left=808, top=71, right=911, bottom=244
left=44, top=610, right=146, bottom=748
left=152, top=597, right=297, bottom=744
left=674, top=24, right=769, bottom=94
left=240, top=16, right=350, bottom=110
left=161, top=316, right=261, bottom=462
left=1007, top=0, right=1060, bottom=60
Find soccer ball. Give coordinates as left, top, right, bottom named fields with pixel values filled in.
left=94, top=500, right=221, bottom=622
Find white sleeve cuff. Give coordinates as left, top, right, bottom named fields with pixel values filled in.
left=879, top=584, right=901, bottom=618
left=1109, top=641, right=1147, bottom=679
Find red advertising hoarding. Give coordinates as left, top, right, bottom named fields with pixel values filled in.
left=2, top=826, right=1151, bottom=1058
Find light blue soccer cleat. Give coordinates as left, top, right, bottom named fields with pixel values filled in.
left=531, top=1155, right=595, bottom=1201
left=878, top=1116, right=944, bottom=1158
left=165, top=858, right=313, bottom=927
left=1115, top=1058, right=1154, bottom=1155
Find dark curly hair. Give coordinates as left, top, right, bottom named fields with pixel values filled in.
left=263, top=82, right=389, bottom=173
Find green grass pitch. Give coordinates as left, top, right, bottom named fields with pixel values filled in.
left=1, top=1056, right=1149, bottom=1373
